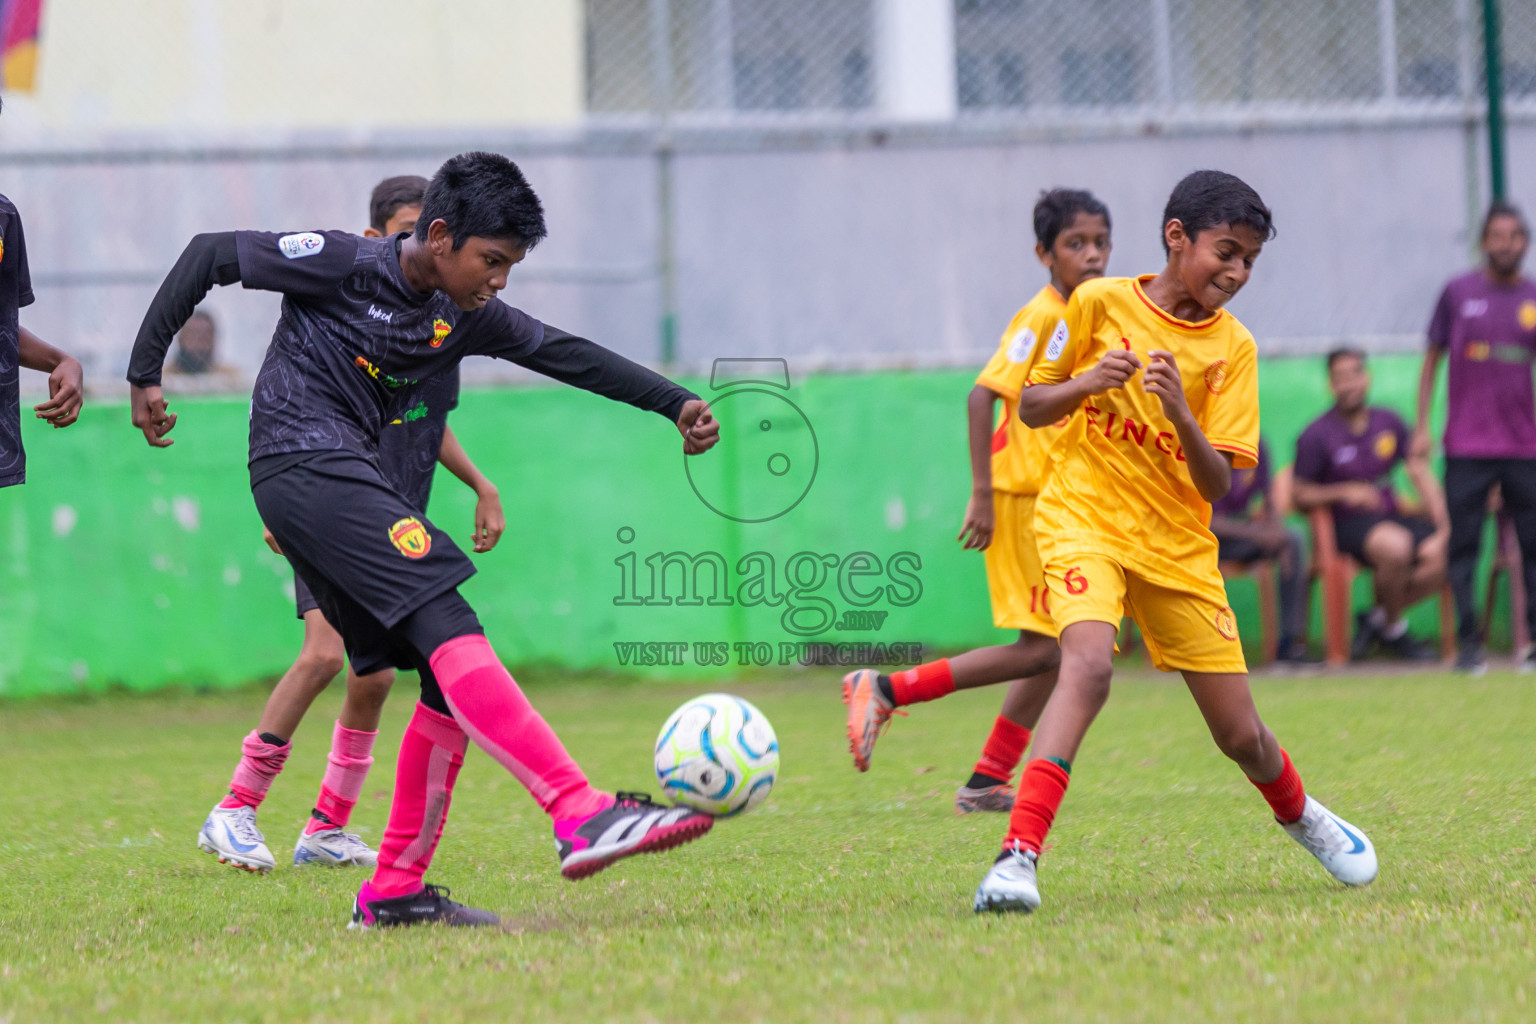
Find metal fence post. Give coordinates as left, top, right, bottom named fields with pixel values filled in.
left=651, top=0, right=679, bottom=368
left=1483, top=0, right=1506, bottom=200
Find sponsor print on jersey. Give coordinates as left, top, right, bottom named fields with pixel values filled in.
left=431, top=318, right=453, bottom=347
left=1214, top=607, right=1238, bottom=641
left=353, top=356, right=416, bottom=390
left=1044, top=319, right=1070, bottom=361
left=278, top=232, right=326, bottom=259
left=1006, top=327, right=1037, bottom=363
left=1204, top=359, right=1228, bottom=395
left=388, top=517, right=432, bottom=559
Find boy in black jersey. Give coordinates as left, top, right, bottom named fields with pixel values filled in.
left=196, top=175, right=508, bottom=876
left=1, top=119, right=85, bottom=487
left=128, top=152, right=720, bottom=929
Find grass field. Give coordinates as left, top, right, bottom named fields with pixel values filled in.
left=1, top=666, right=1533, bottom=1023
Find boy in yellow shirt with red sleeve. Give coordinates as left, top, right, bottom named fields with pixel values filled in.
left=843, top=190, right=1109, bottom=814
left=974, top=170, right=1379, bottom=914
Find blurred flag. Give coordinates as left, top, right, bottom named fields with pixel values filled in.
left=1, top=0, right=41, bottom=92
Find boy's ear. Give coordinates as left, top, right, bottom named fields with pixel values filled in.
left=1163, top=218, right=1189, bottom=254
left=426, top=218, right=452, bottom=255
left=362, top=227, right=383, bottom=238
left=1035, top=241, right=1051, bottom=266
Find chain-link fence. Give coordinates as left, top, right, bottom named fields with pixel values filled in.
left=9, top=1, right=1536, bottom=396
left=584, top=0, right=1534, bottom=124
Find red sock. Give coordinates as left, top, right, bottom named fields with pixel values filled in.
left=430, top=635, right=608, bottom=823
left=370, top=703, right=465, bottom=898
left=1004, top=759, right=1071, bottom=854
left=888, top=659, right=956, bottom=706
left=1251, top=749, right=1307, bottom=824
left=974, top=716, right=1031, bottom=784
left=308, top=721, right=377, bottom=833
left=218, top=731, right=291, bottom=809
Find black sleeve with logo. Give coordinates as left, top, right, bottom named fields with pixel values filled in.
left=0, top=197, right=35, bottom=488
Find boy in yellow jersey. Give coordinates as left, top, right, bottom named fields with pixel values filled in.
left=843, top=190, right=1109, bottom=815
left=974, top=170, right=1378, bottom=914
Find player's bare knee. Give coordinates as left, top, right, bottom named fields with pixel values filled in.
left=347, top=669, right=394, bottom=708
left=1060, top=647, right=1113, bottom=708
left=295, top=648, right=346, bottom=686
left=1214, top=716, right=1268, bottom=767
left=1012, top=631, right=1062, bottom=675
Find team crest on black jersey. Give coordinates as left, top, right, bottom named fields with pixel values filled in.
left=431, top=318, right=453, bottom=347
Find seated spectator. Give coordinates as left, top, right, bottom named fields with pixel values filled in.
left=1293, top=348, right=1448, bottom=661
left=1209, top=438, right=1316, bottom=664
left=163, top=309, right=242, bottom=391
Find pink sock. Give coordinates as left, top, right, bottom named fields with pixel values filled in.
left=430, top=635, right=608, bottom=823
left=308, top=721, right=377, bottom=833
left=219, top=731, right=291, bottom=809
left=370, top=703, right=466, bottom=898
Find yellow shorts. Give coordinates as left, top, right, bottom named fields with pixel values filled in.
left=1043, top=553, right=1246, bottom=674
left=983, top=492, right=1057, bottom=637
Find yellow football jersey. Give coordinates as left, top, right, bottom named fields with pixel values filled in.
left=975, top=285, right=1072, bottom=496
left=1028, top=275, right=1260, bottom=595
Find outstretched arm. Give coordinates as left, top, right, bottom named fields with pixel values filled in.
left=514, top=326, right=718, bottom=454
left=437, top=424, right=505, bottom=553
left=126, top=232, right=242, bottom=448
left=18, top=328, right=83, bottom=429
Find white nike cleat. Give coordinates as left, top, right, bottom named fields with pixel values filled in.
left=1281, top=795, right=1378, bottom=887
left=973, top=842, right=1041, bottom=913
left=197, top=803, right=276, bottom=874
left=293, top=825, right=377, bottom=868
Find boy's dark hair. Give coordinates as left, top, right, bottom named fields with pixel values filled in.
left=1033, top=188, right=1111, bottom=251
left=1326, top=346, right=1366, bottom=372
left=1482, top=199, right=1527, bottom=239
left=417, top=152, right=547, bottom=251
left=369, top=174, right=429, bottom=233
left=1161, top=170, right=1275, bottom=255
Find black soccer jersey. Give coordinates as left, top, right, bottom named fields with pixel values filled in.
left=235, top=231, right=540, bottom=463
left=0, top=195, right=36, bottom=489
left=379, top=366, right=460, bottom=512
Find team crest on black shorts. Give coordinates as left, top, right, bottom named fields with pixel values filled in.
left=389, top=517, right=432, bottom=558
left=1214, top=607, right=1238, bottom=641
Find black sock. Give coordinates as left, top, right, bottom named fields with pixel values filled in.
left=966, top=772, right=1007, bottom=790
left=876, top=674, right=896, bottom=704
left=258, top=731, right=287, bottom=746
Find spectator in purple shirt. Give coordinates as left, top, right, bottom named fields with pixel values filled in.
left=1415, top=200, right=1536, bottom=674
left=1294, top=348, right=1448, bottom=661
left=1210, top=438, right=1316, bottom=664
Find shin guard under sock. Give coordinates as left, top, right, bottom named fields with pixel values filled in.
left=973, top=715, right=1031, bottom=786
left=429, top=635, right=607, bottom=823
left=219, top=730, right=291, bottom=809
left=888, top=659, right=956, bottom=706
left=370, top=703, right=466, bottom=898
left=1004, top=759, right=1071, bottom=854
left=1251, top=748, right=1307, bottom=824
left=309, top=721, right=377, bottom=833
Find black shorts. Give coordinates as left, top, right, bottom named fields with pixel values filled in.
left=252, top=451, right=476, bottom=675
left=294, top=573, right=319, bottom=619
left=1334, top=512, right=1437, bottom=565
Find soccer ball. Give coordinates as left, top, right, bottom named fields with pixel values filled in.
left=654, top=693, right=779, bottom=817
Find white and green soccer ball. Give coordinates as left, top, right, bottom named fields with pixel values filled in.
left=654, top=693, right=779, bottom=817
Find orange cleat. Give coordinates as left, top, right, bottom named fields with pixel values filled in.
left=842, top=669, right=904, bottom=772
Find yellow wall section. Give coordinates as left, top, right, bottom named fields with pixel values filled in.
left=29, top=0, right=583, bottom=129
